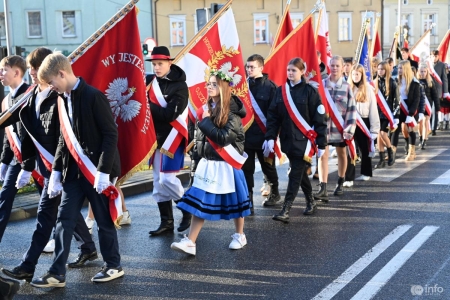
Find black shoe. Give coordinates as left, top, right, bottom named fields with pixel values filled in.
left=375, top=152, right=386, bottom=169
left=30, top=272, right=66, bottom=288
left=67, top=251, right=98, bottom=268
left=272, top=199, right=293, bottom=223
left=421, top=140, right=427, bottom=150
left=263, top=193, right=282, bottom=206
left=177, top=210, right=191, bottom=232
left=303, top=194, right=317, bottom=215
left=387, top=147, right=395, bottom=166
left=2, top=266, right=33, bottom=281
left=91, top=266, right=124, bottom=283
left=0, top=276, right=20, bottom=300
left=313, top=182, right=329, bottom=202
left=431, top=130, right=436, bottom=136
left=149, top=201, right=175, bottom=236
left=333, top=177, right=345, bottom=196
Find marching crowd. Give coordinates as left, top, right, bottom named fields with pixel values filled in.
left=0, top=43, right=448, bottom=298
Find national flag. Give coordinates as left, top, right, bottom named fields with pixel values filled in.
left=410, top=30, right=431, bottom=62
left=315, top=0, right=332, bottom=71
left=264, top=15, right=328, bottom=115
left=70, top=6, right=157, bottom=184
left=372, top=30, right=382, bottom=60
left=175, top=8, right=253, bottom=130
left=437, top=29, right=450, bottom=64
left=272, top=1, right=294, bottom=50
left=358, top=32, right=372, bottom=81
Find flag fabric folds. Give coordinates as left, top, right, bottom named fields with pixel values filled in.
left=272, top=7, right=294, bottom=49
left=437, top=30, right=450, bottom=64
left=358, top=32, right=372, bottom=81
left=315, top=1, right=332, bottom=71
left=410, top=30, right=431, bottom=62
left=372, top=30, right=382, bottom=60
left=71, top=6, right=157, bottom=183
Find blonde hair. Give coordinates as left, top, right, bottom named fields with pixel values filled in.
left=373, top=61, right=391, bottom=96
left=418, top=63, right=433, bottom=88
left=38, top=52, right=73, bottom=83
left=398, top=60, right=414, bottom=94
left=348, top=64, right=368, bottom=103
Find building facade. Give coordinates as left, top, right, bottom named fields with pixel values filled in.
left=155, top=0, right=382, bottom=61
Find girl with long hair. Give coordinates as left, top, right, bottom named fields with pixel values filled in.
left=171, top=68, right=251, bottom=256
left=344, top=64, right=380, bottom=186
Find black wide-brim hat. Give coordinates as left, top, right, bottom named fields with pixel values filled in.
left=145, top=46, right=174, bottom=61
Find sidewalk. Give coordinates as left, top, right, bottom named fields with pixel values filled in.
left=9, top=160, right=191, bottom=222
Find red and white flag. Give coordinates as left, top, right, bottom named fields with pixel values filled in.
left=372, top=30, right=382, bottom=60
left=70, top=6, right=157, bottom=183
left=411, top=30, right=431, bottom=63
left=437, top=29, right=450, bottom=64
left=272, top=3, right=294, bottom=50
left=315, top=1, right=332, bottom=72
left=176, top=8, right=253, bottom=130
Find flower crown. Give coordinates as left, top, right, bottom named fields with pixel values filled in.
left=209, top=69, right=234, bottom=86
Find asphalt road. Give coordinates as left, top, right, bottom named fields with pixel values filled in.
left=2, top=132, right=450, bottom=300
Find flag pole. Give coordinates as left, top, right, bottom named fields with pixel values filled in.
left=172, top=0, right=233, bottom=64
left=265, top=0, right=323, bottom=63
left=270, top=0, right=292, bottom=53
left=354, top=17, right=371, bottom=66
left=388, top=30, right=399, bottom=64
left=370, top=13, right=381, bottom=60
left=68, top=0, right=140, bottom=63
left=314, top=0, right=324, bottom=43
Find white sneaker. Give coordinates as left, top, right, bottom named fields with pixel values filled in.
left=229, top=233, right=247, bottom=250
left=119, top=211, right=131, bottom=226
left=357, top=175, right=370, bottom=181
left=261, top=184, right=271, bottom=196
left=85, top=217, right=95, bottom=234
left=343, top=181, right=353, bottom=187
left=171, top=235, right=196, bottom=255
left=43, top=239, right=55, bottom=253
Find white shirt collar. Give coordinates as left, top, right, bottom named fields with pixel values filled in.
left=10, top=80, right=25, bottom=98
left=289, top=78, right=302, bottom=87
left=64, top=78, right=81, bottom=98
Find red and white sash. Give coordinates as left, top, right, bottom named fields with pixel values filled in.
left=426, top=61, right=450, bottom=100
left=248, top=89, right=283, bottom=163
left=355, top=114, right=376, bottom=158
left=2, top=95, right=44, bottom=187
left=372, top=84, right=398, bottom=132
left=400, top=98, right=418, bottom=127
left=57, top=97, right=123, bottom=227
left=281, top=83, right=317, bottom=163
left=148, top=78, right=188, bottom=158
left=322, top=83, right=358, bottom=164
left=196, top=105, right=247, bottom=170
left=423, top=95, right=432, bottom=132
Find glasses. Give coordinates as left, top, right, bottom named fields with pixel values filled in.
left=245, top=65, right=260, bottom=70
left=206, top=82, right=218, bottom=88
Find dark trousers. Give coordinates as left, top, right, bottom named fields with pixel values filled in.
left=49, top=176, right=120, bottom=275
left=19, top=178, right=96, bottom=273
left=284, top=155, right=311, bottom=202
left=346, top=119, right=372, bottom=180
left=242, top=148, right=279, bottom=193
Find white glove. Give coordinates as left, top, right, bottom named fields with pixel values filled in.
left=262, top=140, right=275, bottom=157
left=94, top=171, right=110, bottom=194
left=48, top=171, right=63, bottom=198
left=0, top=163, right=8, bottom=181
left=317, top=149, right=325, bottom=158
left=443, top=92, right=450, bottom=100
left=370, top=133, right=378, bottom=140
left=15, top=170, right=32, bottom=189
left=418, top=113, right=425, bottom=122
left=343, top=132, right=353, bottom=140
left=405, top=116, right=413, bottom=124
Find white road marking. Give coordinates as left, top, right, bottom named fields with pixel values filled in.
left=350, top=226, right=439, bottom=300
left=430, top=169, right=450, bottom=185
left=311, top=224, right=413, bottom=300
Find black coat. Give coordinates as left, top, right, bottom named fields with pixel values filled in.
left=402, top=80, right=421, bottom=117
left=376, top=76, right=399, bottom=119
left=53, top=78, right=120, bottom=182
left=265, top=79, right=327, bottom=157
left=195, top=95, right=246, bottom=162
left=0, top=83, right=34, bottom=171
left=150, top=64, right=189, bottom=148
left=245, top=74, right=277, bottom=150
left=419, top=79, right=440, bottom=114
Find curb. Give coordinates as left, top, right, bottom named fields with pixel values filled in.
left=9, top=172, right=190, bottom=222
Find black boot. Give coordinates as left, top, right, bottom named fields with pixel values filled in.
left=149, top=201, right=174, bottom=236
left=446, top=121, right=449, bottom=130
left=263, top=184, right=281, bottom=206
left=419, top=135, right=423, bottom=144
left=375, top=152, right=386, bottom=168
left=313, top=182, right=329, bottom=202
left=177, top=209, right=191, bottom=232
left=303, top=194, right=317, bottom=215
left=404, top=139, right=409, bottom=155
left=272, top=197, right=294, bottom=223
left=432, top=130, right=436, bottom=136
left=249, top=193, right=254, bottom=215
left=387, top=147, right=395, bottom=166
left=334, top=177, right=344, bottom=196
left=421, top=139, right=427, bottom=150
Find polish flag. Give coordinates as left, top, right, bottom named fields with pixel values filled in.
left=272, top=5, right=294, bottom=49
left=437, top=29, right=450, bottom=64
left=315, top=1, right=332, bottom=71
left=372, top=30, right=382, bottom=60
left=411, top=30, right=430, bottom=62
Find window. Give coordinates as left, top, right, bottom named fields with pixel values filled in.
left=61, top=11, right=76, bottom=37
left=169, top=15, right=186, bottom=46
left=253, top=13, right=269, bottom=44
left=361, top=11, right=375, bottom=39
left=26, top=11, right=42, bottom=38
left=290, top=12, right=303, bottom=29
left=422, top=13, right=437, bottom=35
left=338, top=12, right=352, bottom=41
left=0, top=13, right=5, bottom=39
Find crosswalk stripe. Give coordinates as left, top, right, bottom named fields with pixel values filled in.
left=430, top=169, right=450, bottom=185
left=350, top=226, right=439, bottom=300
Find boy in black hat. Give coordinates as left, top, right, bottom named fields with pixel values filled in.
left=146, top=46, right=191, bottom=235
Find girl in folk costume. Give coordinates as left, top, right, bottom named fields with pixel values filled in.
left=171, top=67, right=251, bottom=256
left=264, top=57, right=327, bottom=222
left=417, top=63, right=439, bottom=149
left=373, top=61, right=399, bottom=167
left=344, top=64, right=380, bottom=186
left=390, top=60, right=421, bottom=161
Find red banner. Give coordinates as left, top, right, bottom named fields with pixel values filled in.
left=273, top=10, right=293, bottom=49
left=71, top=7, right=156, bottom=182
left=372, top=30, right=382, bottom=59
left=315, top=2, right=332, bottom=72
left=437, top=29, right=450, bottom=64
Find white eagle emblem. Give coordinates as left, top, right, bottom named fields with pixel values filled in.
left=219, top=62, right=242, bottom=86
left=105, top=77, right=142, bottom=124
left=303, top=62, right=320, bottom=89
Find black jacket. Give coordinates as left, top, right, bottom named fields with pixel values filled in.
left=265, top=79, right=327, bottom=157
left=419, top=79, right=440, bottom=114
left=195, top=95, right=246, bottom=162
left=245, top=74, right=277, bottom=149
left=376, top=76, right=399, bottom=119
left=0, top=83, right=34, bottom=171
left=401, top=79, right=421, bottom=117
left=53, top=78, right=120, bottom=182
left=150, top=64, right=189, bottom=148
